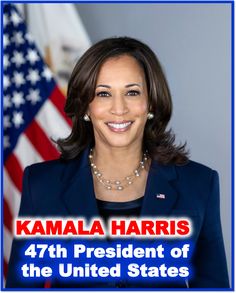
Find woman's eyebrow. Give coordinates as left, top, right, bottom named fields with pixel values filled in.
left=125, top=83, right=142, bottom=88
left=96, top=84, right=111, bottom=89
left=96, top=83, right=142, bottom=89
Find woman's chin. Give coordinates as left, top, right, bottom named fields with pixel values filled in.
left=103, top=137, right=138, bottom=149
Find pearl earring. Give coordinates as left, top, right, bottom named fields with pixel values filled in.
left=83, top=114, right=90, bottom=121
left=147, top=112, right=154, bottom=120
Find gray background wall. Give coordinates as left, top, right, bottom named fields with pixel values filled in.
left=75, top=3, right=232, bottom=283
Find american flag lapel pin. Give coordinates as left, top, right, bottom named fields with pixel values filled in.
left=156, top=193, right=166, bottom=199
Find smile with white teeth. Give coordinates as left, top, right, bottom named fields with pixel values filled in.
left=106, top=121, right=132, bottom=131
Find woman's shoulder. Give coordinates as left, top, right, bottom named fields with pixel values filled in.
left=177, top=159, right=216, bottom=172
left=174, top=159, right=219, bottom=185
left=154, top=158, right=217, bottom=175
left=23, top=156, right=83, bottom=181
left=177, top=159, right=217, bottom=174
left=153, top=159, right=218, bottom=186
left=24, top=148, right=90, bottom=177
left=24, top=159, right=66, bottom=176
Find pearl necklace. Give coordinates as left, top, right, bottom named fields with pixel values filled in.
left=89, top=149, right=148, bottom=191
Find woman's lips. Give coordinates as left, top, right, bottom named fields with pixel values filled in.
left=106, top=121, right=133, bottom=132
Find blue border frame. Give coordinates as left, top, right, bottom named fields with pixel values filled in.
left=1, top=0, right=234, bottom=291
left=1, top=1, right=3, bottom=292
left=230, top=0, right=234, bottom=291
left=0, top=1, right=234, bottom=3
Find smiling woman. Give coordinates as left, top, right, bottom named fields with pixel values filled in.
left=56, top=37, right=189, bottom=202
left=87, top=55, right=150, bottom=201
left=58, top=37, right=187, bottom=165
left=6, top=37, right=229, bottom=289
left=89, top=56, right=148, bottom=149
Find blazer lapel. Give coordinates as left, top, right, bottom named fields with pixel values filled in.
left=141, top=161, right=179, bottom=216
left=60, top=148, right=99, bottom=219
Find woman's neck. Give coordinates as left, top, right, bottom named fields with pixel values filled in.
left=90, top=143, right=150, bottom=202
left=92, top=144, right=143, bottom=179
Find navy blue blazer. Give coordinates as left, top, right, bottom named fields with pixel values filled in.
left=6, top=148, right=229, bottom=288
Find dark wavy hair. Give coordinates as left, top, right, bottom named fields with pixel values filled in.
left=57, top=36, right=189, bottom=165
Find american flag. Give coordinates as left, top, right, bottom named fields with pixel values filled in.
left=3, top=4, right=72, bottom=280
left=156, top=193, right=166, bottom=199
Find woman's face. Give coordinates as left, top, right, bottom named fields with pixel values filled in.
left=88, top=55, right=149, bottom=150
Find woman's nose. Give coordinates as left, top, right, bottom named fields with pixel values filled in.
left=110, top=95, right=128, bottom=116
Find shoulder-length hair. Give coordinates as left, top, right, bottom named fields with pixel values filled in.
left=57, top=37, right=188, bottom=165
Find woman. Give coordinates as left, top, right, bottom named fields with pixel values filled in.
left=6, top=37, right=229, bottom=288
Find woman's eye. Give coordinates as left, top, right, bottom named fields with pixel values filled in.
left=96, top=91, right=111, bottom=97
left=127, top=90, right=140, bottom=96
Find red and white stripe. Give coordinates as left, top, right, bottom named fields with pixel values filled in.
left=3, top=86, right=72, bottom=281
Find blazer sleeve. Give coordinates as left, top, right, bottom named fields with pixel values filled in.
left=6, top=167, right=44, bottom=288
left=190, top=170, right=230, bottom=288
